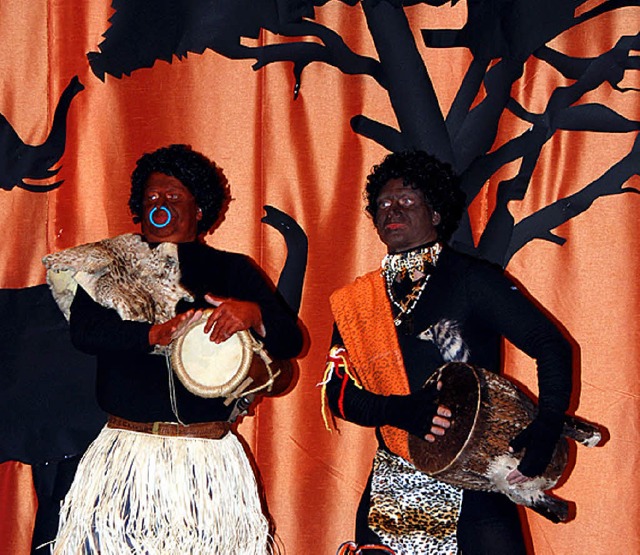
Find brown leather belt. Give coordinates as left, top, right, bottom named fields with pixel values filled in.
left=107, top=415, right=230, bottom=439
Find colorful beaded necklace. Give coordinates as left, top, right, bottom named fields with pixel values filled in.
left=381, top=242, right=442, bottom=328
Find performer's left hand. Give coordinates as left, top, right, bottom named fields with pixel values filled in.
left=506, top=468, right=531, bottom=485
left=204, top=294, right=266, bottom=343
left=507, top=410, right=565, bottom=485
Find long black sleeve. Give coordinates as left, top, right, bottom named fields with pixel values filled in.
left=69, top=286, right=152, bottom=355
left=325, top=247, right=573, bottom=444
left=326, top=370, right=389, bottom=428
left=176, top=242, right=303, bottom=360
left=325, top=325, right=389, bottom=427
left=325, top=322, right=441, bottom=437
left=466, top=263, right=572, bottom=415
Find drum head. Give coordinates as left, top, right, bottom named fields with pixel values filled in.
left=408, top=362, right=481, bottom=474
left=170, top=310, right=253, bottom=398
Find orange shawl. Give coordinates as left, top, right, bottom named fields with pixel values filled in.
left=329, top=270, right=412, bottom=461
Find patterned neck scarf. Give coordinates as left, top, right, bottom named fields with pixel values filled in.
left=381, top=242, right=442, bottom=332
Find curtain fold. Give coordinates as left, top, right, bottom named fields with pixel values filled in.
left=0, top=462, right=37, bottom=553
left=0, top=2, right=638, bottom=554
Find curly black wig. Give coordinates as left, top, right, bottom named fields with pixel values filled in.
left=365, top=150, right=466, bottom=242
left=129, top=144, right=230, bottom=235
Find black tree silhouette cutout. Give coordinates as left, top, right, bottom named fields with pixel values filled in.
left=88, top=0, right=639, bottom=267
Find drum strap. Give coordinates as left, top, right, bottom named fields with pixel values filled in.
left=165, top=352, right=186, bottom=425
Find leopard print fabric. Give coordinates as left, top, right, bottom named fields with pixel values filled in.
left=43, top=233, right=193, bottom=325
left=369, top=449, right=462, bottom=555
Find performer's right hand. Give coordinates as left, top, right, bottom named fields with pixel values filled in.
left=148, top=309, right=203, bottom=346
left=428, top=405, right=452, bottom=443
left=383, top=382, right=451, bottom=442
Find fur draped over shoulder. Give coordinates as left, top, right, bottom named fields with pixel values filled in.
left=42, top=233, right=194, bottom=324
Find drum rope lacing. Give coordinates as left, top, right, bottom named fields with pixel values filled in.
left=165, top=353, right=187, bottom=425
left=165, top=332, right=282, bottom=423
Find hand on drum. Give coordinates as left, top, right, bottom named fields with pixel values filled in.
left=149, top=309, right=203, bottom=346
left=506, top=468, right=531, bottom=485
left=204, top=294, right=266, bottom=343
left=506, top=410, right=565, bottom=485
left=426, top=403, right=452, bottom=443
left=385, top=380, right=452, bottom=442
left=422, top=379, right=452, bottom=443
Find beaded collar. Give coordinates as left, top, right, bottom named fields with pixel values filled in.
left=381, top=242, right=442, bottom=283
left=381, top=242, right=442, bottom=329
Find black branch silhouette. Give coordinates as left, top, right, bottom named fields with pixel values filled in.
left=468, top=33, right=640, bottom=265
left=87, top=0, right=639, bottom=268
left=507, top=134, right=640, bottom=262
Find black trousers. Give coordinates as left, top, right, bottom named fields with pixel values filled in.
left=30, top=455, right=81, bottom=553
left=355, top=476, right=527, bottom=555
left=456, top=490, right=527, bottom=555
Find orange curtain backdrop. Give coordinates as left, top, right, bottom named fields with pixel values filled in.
left=0, top=462, right=37, bottom=553
left=0, top=1, right=638, bottom=554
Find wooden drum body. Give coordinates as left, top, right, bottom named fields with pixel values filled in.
left=408, top=362, right=571, bottom=522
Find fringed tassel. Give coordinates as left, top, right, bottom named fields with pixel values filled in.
left=318, top=345, right=362, bottom=432
left=53, top=427, right=271, bottom=554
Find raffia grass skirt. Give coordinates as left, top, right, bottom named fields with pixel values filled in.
left=52, top=426, right=271, bottom=554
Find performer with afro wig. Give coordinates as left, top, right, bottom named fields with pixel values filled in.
left=322, top=150, right=572, bottom=554
left=44, top=144, right=303, bottom=554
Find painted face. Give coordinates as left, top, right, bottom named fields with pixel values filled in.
left=141, top=172, right=202, bottom=243
left=374, top=178, right=440, bottom=253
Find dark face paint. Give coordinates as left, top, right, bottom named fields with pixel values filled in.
left=375, top=178, right=439, bottom=253
left=141, top=172, right=202, bottom=243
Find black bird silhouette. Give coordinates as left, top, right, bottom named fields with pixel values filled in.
left=261, top=204, right=308, bottom=316
left=0, top=76, right=84, bottom=192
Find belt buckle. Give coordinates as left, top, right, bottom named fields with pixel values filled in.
left=152, top=421, right=181, bottom=436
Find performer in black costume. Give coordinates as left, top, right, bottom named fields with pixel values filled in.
left=44, top=144, right=303, bottom=554
left=68, top=241, right=300, bottom=425
left=322, top=150, right=572, bottom=554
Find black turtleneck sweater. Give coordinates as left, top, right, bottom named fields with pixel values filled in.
left=69, top=240, right=303, bottom=423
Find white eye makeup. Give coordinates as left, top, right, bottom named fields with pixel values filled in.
left=397, top=196, right=417, bottom=207
left=377, top=194, right=419, bottom=209
left=146, top=191, right=182, bottom=202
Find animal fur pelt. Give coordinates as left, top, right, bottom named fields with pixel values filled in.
left=42, top=233, right=193, bottom=324
left=408, top=362, right=603, bottom=523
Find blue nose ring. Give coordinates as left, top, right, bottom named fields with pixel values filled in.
left=149, top=206, right=172, bottom=228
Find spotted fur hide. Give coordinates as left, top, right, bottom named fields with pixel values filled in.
left=43, top=233, right=193, bottom=324
left=409, top=362, right=602, bottom=523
